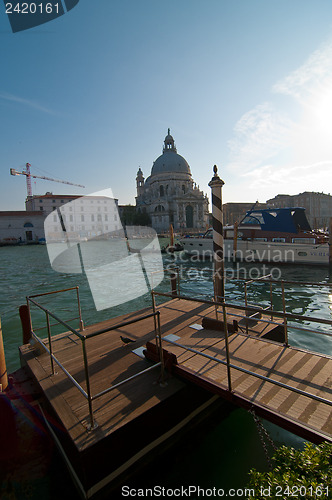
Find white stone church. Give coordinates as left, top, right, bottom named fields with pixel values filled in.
left=135, top=130, right=209, bottom=232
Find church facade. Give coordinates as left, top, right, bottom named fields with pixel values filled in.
left=135, top=130, right=209, bottom=232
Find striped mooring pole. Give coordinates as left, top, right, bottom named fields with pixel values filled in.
left=208, top=165, right=225, bottom=302
left=329, top=217, right=332, bottom=268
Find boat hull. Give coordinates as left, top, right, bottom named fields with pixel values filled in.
left=180, top=238, right=329, bottom=265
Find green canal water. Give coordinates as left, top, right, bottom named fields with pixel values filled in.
left=0, top=244, right=331, bottom=499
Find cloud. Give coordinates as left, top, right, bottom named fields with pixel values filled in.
left=272, top=40, right=332, bottom=102
left=226, top=36, right=332, bottom=198
left=243, top=160, right=332, bottom=194
left=0, top=91, right=58, bottom=115
left=227, top=102, right=293, bottom=172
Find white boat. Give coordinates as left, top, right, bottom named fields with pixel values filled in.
left=180, top=207, right=329, bottom=265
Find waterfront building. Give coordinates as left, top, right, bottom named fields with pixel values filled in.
left=267, top=192, right=332, bottom=229
left=135, top=130, right=209, bottom=233
left=0, top=211, right=45, bottom=244
left=43, top=194, right=120, bottom=242
left=25, top=193, right=81, bottom=215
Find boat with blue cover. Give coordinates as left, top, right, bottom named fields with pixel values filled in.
left=180, top=207, right=329, bottom=265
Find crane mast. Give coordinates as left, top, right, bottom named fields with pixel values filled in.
left=10, top=163, right=85, bottom=197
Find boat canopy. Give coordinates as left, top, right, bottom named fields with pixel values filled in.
left=241, top=208, right=312, bottom=233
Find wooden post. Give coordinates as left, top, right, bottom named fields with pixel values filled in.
left=169, top=224, right=174, bottom=248
left=19, top=305, right=32, bottom=344
left=208, top=165, right=225, bottom=302
left=0, top=318, right=8, bottom=391
left=233, top=220, right=238, bottom=257
left=170, top=269, right=178, bottom=297
left=329, top=217, right=332, bottom=268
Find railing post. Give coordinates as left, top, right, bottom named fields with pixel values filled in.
left=151, top=291, right=157, bottom=333
left=156, top=312, right=166, bottom=386
left=222, top=303, right=232, bottom=392
left=46, top=311, right=55, bottom=375
left=269, top=276, right=274, bottom=320
left=81, top=338, right=96, bottom=430
left=176, top=267, right=180, bottom=296
left=281, top=280, right=288, bottom=346
left=76, top=286, right=84, bottom=331
left=244, top=282, right=249, bottom=335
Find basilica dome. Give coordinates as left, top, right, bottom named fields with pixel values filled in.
left=151, top=129, right=191, bottom=176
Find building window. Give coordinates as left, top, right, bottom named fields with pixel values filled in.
left=81, top=215, right=84, bottom=222
left=70, top=215, right=73, bottom=222
left=97, top=214, right=102, bottom=222
left=39, top=199, right=43, bottom=203
left=105, top=214, right=108, bottom=221
left=52, top=199, right=56, bottom=203
left=52, top=206, right=56, bottom=211
left=40, top=207, right=43, bottom=211
left=160, top=185, right=164, bottom=197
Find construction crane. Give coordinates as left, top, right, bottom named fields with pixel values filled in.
left=10, top=163, right=85, bottom=197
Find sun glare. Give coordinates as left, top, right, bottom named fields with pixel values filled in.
left=310, top=82, right=332, bottom=134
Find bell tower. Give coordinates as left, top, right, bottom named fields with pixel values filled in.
left=136, top=167, right=145, bottom=197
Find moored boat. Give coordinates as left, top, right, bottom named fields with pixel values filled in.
left=180, top=207, right=329, bottom=265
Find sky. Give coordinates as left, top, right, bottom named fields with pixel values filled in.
left=1, top=0, right=332, bottom=211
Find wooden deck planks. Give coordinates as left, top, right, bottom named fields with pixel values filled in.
left=20, top=308, right=186, bottom=451
left=20, top=297, right=332, bottom=455
left=160, top=321, right=332, bottom=440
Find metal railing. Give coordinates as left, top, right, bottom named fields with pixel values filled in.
left=153, top=267, right=332, bottom=347
left=28, top=286, right=84, bottom=332
left=27, top=289, right=165, bottom=430
left=151, top=290, right=332, bottom=416
left=244, top=276, right=332, bottom=345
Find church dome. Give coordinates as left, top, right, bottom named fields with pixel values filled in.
left=151, top=129, right=191, bottom=176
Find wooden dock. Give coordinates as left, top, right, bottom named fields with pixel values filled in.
left=145, top=297, right=332, bottom=444
left=19, top=303, right=223, bottom=498
left=18, top=294, right=332, bottom=497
